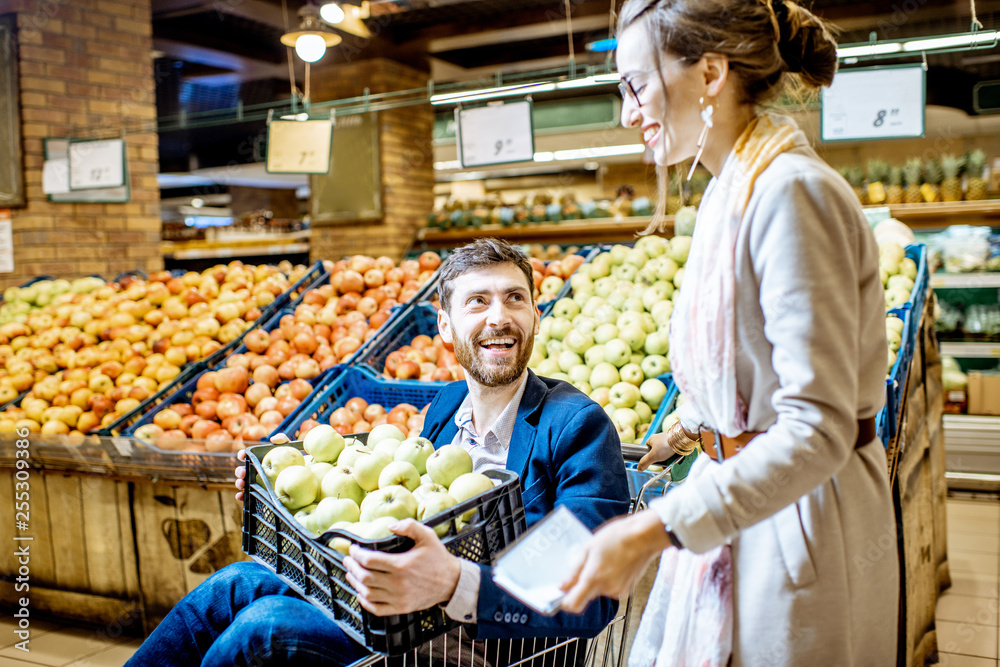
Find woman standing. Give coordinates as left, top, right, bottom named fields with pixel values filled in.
left=560, top=1, right=898, bottom=665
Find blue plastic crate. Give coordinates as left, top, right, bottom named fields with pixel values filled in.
left=623, top=377, right=697, bottom=501
left=269, top=366, right=444, bottom=441
left=876, top=407, right=888, bottom=448
left=354, top=302, right=451, bottom=385
left=97, top=360, right=207, bottom=437
left=884, top=304, right=914, bottom=444
left=905, top=243, right=928, bottom=337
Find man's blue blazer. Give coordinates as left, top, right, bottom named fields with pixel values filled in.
left=420, top=370, right=631, bottom=640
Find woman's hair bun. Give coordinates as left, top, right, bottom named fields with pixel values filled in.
left=772, top=0, right=838, bottom=88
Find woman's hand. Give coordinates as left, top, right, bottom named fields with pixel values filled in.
left=639, top=421, right=699, bottom=471
left=559, top=510, right=674, bottom=613
left=234, top=433, right=291, bottom=502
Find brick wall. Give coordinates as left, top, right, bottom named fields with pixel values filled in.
left=2, top=0, right=162, bottom=289
left=309, top=58, right=434, bottom=262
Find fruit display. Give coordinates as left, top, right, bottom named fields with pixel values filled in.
left=940, top=154, right=965, bottom=203
left=840, top=151, right=993, bottom=204
left=878, top=241, right=919, bottom=310
left=381, top=333, right=462, bottom=383
left=529, top=253, right=587, bottom=306
left=0, top=262, right=311, bottom=435
left=526, top=244, right=584, bottom=261
left=260, top=428, right=494, bottom=545
left=294, top=397, right=431, bottom=439
left=528, top=236, right=688, bottom=444
left=885, top=312, right=905, bottom=376
left=1, top=276, right=105, bottom=324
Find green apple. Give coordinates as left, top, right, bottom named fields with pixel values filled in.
left=642, top=283, right=672, bottom=312
left=615, top=422, right=636, bottom=444
left=320, top=467, right=365, bottom=506
left=589, top=386, right=611, bottom=407
left=673, top=267, right=685, bottom=289
left=606, top=289, right=628, bottom=311
left=303, top=424, right=345, bottom=464
left=343, top=437, right=368, bottom=450
left=588, top=255, right=612, bottom=278
left=640, top=378, right=668, bottom=409
left=353, top=450, right=392, bottom=492
left=644, top=330, right=670, bottom=356
left=608, top=244, right=630, bottom=265
left=589, top=362, right=620, bottom=389
left=593, top=323, right=619, bottom=345
left=563, top=329, right=594, bottom=354
left=395, top=437, right=435, bottom=475
left=568, top=363, right=593, bottom=385
left=593, top=304, right=620, bottom=326
left=885, top=286, right=910, bottom=309
left=373, top=438, right=402, bottom=459
left=624, top=248, right=649, bottom=268
left=540, top=275, right=564, bottom=296
left=274, top=465, right=319, bottom=510
left=604, top=339, right=632, bottom=367
left=309, top=461, right=334, bottom=486
left=634, top=401, right=653, bottom=423
left=364, top=516, right=401, bottom=540
left=368, top=424, right=406, bottom=449
left=640, top=313, right=657, bottom=334
left=582, top=295, right=606, bottom=316
left=619, top=363, right=644, bottom=386
left=612, top=263, right=638, bottom=282
left=418, top=492, right=459, bottom=537
left=899, top=257, right=917, bottom=280
left=548, top=317, right=573, bottom=341
left=360, top=485, right=418, bottom=522
left=584, top=344, right=605, bottom=368
left=619, top=324, right=646, bottom=353
left=378, top=460, right=421, bottom=491
left=651, top=300, right=673, bottom=327
left=623, top=297, right=644, bottom=313
left=576, top=381, right=592, bottom=395
left=420, top=473, right=433, bottom=486
left=552, top=297, right=580, bottom=320
left=412, top=482, right=449, bottom=504
left=612, top=407, right=641, bottom=431
left=886, top=328, right=902, bottom=353
left=536, top=358, right=560, bottom=377
left=668, top=236, right=692, bottom=265
left=262, top=446, right=305, bottom=483
left=573, top=314, right=597, bottom=332
left=545, top=339, right=564, bottom=357
left=337, top=443, right=370, bottom=468
left=557, top=350, right=583, bottom=373
left=617, top=311, right=643, bottom=330
left=294, top=503, right=319, bottom=532
left=593, top=277, right=616, bottom=298
left=426, top=444, right=473, bottom=487
left=570, top=273, right=593, bottom=293
left=312, top=497, right=360, bottom=532
left=448, top=472, right=495, bottom=521
left=885, top=316, right=905, bottom=336
left=609, top=381, right=641, bottom=409
left=886, top=274, right=914, bottom=293
left=641, top=354, right=670, bottom=378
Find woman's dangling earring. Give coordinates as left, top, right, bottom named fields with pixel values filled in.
left=687, top=97, right=714, bottom=181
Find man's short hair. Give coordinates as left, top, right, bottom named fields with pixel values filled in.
left=438, top=238, right=535, bottom=313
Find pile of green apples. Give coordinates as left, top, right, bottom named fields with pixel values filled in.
left=260, top=424, right=495, bottom=550
left=528, top=235, right=692, bottom=444
left=1, top=277, right=105, bottom=324
left=879, top=242, right=918, bottom=310
left=885, top=312, right=905, bottom=377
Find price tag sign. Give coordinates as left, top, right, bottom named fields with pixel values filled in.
left=821, top=64, right=925, bottom=142
left=266, top=118, right=334, bottom=174
left=68, top=138, right=126, bottom=189
left=456, top=100, right=534, bottom=168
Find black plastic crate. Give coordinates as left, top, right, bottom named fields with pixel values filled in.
left=242, top=437, right=526, bottom=656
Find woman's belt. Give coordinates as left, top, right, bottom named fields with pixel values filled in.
left=699, top=417, right=878, bottom=463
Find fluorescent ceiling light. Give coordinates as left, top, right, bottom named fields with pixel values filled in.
left=430, top=83, right=556, bottom=105
left=554, top=74, right=620, bottom=89
left=552, top=144, right=644, bottom=160
left=836, top=43, right=902, bottom=58
left=902, top=30, right=998, bottom=51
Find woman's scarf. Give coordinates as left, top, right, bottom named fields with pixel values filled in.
left=629, top=114, right=809, bottom=667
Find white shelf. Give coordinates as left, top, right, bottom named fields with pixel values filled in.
left=944, top=414, right=1000, bottom=448
left=165, top=243, right=310, bottom=260
left=940, top=342, right=1000, bottom=357
left=931, top=273, right=1000, bottom=289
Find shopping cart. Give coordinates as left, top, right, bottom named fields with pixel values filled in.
left=343, top=461, right=681, bottom=667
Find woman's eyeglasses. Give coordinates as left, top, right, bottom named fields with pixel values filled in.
left=618, top=75, right=642, bottom=105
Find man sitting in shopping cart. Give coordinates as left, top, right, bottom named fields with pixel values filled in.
left=126, top=238, right=631, bottom=667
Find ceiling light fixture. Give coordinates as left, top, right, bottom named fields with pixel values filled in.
left=429, top=74, right=620, bottom=105
left=281, top=3, right=342, bottom=63
left=836, top=28, right=998, bottom=62
left=319, top=2, right=345, bottom=24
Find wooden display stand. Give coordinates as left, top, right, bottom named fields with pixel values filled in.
left=892, top=291, right=950, bottom=667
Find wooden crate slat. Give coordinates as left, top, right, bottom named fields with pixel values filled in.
left=133, top=483, right=188, bottom=629
left=80, top=476, right=134, bottom=598
left=45, top=474, right=90, bottom=592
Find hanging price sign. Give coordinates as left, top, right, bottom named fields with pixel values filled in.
left=266, top=118, right=334, bottom=174
left=68, top=138, right=126, bottom=189
left=456, top=100, right=535, bottom=168
left=821, top=64, right=925, bottom=142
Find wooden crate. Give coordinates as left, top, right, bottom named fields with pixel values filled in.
left=131, top=480, right=249, bottom=632
left=0, top=471, right=142, bottom=629
left=894, top=420, right=938, bottom=667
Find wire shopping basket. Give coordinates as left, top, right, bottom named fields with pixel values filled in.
left=344, top=462, right=681, bottom=667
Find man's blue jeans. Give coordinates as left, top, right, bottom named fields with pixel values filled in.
left=125, top=561, right=369, bottom=667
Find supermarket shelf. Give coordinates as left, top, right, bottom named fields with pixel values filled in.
left=876, top=200, right=1000, bottom=228
left=162, top=231, right=310, bottom=260
left=943, top=414, right=1000, bottom=447
left=930, top=273, right=1000, bottom=289
left=944, top=414, right=1000, bottom=487
left=415, top=216, right=669, bottom=248
left=939, top=342, right=1000, bottom=357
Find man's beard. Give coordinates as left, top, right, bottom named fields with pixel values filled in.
left=452, top=327, right=532, bottom=388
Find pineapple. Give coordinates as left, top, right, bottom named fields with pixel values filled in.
left=939, top=153, right=965, bottom=202
left=921, top=158, right=942, bottom=203
left=866, top=160, right=889, bottom=204
left=843, top=166, right=867, bottom=204
left=966, top=149, right=988, bottom=201
left=903, top=158, right=923, bottom=204
left=886, top=165, right=904, bottom=204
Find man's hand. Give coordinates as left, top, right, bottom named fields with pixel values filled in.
left=235, top=433, right=291, bottom=502
left=559, top=511, right=672, bottom=613
left=344, top=519, right=462, bottom=617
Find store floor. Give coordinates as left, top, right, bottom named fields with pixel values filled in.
left=1, top=495, right=999, bottom=666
